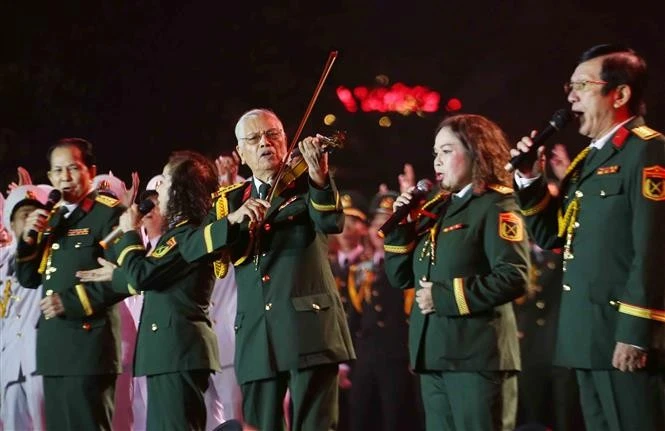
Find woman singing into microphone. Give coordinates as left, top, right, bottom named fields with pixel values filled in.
left=383, top=114, right=530, bottom=430
left=77, top=150, right=221, bottom=430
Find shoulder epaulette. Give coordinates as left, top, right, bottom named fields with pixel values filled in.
left=631, top=125, right=661, bottom=141
left=95, top=194, right=120, bottom=207
left=488, top=184, right=514, bottom=194
left=211, top=182, right=245, bottom=201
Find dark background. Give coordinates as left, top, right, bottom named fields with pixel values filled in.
left=2, top=0, right=664, bottom=200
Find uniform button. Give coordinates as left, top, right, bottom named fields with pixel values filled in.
left=52, top=243, right=60, bottom=250
left=574, top=221, right=580, bottom=228
left=312, top=303, right=321, bottom=311
left=263, top=223, right=271, bottom=232
left=536, top=301, right=545, bottom=309
left=261, top=252, right=267, bottom=257
left=151, top=323, right=158, bottom=331
left=547, top=262, right=556, bottom=270
left=46, top=289, right=54, bottom=296
left=372, top=290, right=379, bottom=297
left=82, top=322, right=91, bottom=331
left=609, top=300, right=617, bottom=307
left=374, top=304, right=383, bottom=312
left=562, top=284, right=571, bottom=291
left=74, top=242, right=82, bottom=248
left=575, top=190, right=584, bottom=198
left=420, top=276, right=427, bottom=281
left=265, top=303, right=273, bottom=311
left=17, top=332, right=22, bottom=337
left=16, top=313, right=21, bottom=319
left=536, top=318, right=546, bottom=326
left=377, top=321, right=385, bottom=328
left=261, top=274, right=271, bottom=283
left=600, top=190, right=606, bottom=197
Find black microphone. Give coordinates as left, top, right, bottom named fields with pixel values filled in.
left=378, top=179, right=433, bottom=237
left=99, top=198, right=155, bottom=249
left=25, top=189, right=62, bottom=244
left=504, top=109, right=573, bottom=173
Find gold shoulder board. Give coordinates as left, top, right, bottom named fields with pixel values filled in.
left=95, top=195, right=120, bottom=207
left=631, top=125, right=661, bottom=141
left=211, top=182, right=245, bottom=200
left=488, top=184, right=514, bottom=194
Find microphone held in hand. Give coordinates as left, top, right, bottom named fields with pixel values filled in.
left=378, top=179, right=433, bottom=237
left=504, top=109, right=573, bottom=173
left=26, top=189, right=62, bottom=243
left=99, top=198, right=155, bottom=250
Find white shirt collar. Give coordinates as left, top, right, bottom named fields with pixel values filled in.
left=590, top=116, right=635, bottom=150
left=455, top=183, right=473, bottom=199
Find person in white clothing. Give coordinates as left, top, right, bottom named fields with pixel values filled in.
left=0, top=185, right=51, bottom=430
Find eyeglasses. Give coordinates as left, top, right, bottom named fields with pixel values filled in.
left=563, top=80, right=608, bottom=94
left=49, top=164, right=83, bottom=177
left=239, top=128, right=283, bottom=145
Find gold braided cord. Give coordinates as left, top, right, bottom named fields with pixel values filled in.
left=0, top=279, right=12, bottom=318
left=557, top=147, right=593, bottom=238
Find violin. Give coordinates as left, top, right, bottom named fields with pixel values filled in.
left=269, top=131, right=347, bottom=198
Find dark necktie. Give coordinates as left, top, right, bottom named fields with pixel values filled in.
left=258, top=183, right=270, bottom=200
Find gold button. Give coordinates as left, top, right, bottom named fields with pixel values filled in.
left=261, top=274, right=271, bottom=283
left=265, top=303, right=272, bottom=311
left=600, top=190, right=606, bottom=197
left=151, top=323, right=158, bottom=331
left=575, top=190, right=584, bottom=198
left=536, top=301, right=545, bottom=309
left=52, top=243, right=60, bottom=250
left=374, top=304, right=383, bottom=312
left=82, top=322, right=91, bottom=331
left=609, top=300, right=617, bottom=307
left=377, top=321, right=385, bottom=328
left=312, top=303, right=321, bottom=311
left=574, top=221, right=580, bottom=229
left=536, top=318, right=546, bottom=326
left=562, top=284, right=571, bottom=291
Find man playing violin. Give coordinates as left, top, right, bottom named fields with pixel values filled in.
left=180, top=108, right=355, bottom=431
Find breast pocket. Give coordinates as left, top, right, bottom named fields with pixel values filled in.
left=291, top=293, right=335, bottom=354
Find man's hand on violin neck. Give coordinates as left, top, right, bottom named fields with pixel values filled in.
left=299, top=136, right=329, bottom=188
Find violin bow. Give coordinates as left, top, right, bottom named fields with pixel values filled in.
left=267, top=50, right=338, bottom=202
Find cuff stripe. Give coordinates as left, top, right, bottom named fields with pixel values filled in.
left=75, top=284, right=94, bottom=316
left=453, top=278, right=470, bottom=315
left=617, top=302, right=665, bottom=323
left=520, top=193, right=551, bottom=217
left=117, top=245, right=145, bottom=266
left=204, top=223, right=214, bottom=253
left=384, top=242, right=415, bottom=254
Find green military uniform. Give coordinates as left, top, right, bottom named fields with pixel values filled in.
left=109, top=221, right=221, bottom=430
left=515, top=117, right=665, bottom=430
left=15, top=192, right=128, bottom=430
left=179, top=174, right=355, bottom=431
left=384, top=185, right=529, bottom=431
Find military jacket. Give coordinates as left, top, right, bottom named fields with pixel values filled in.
left=15, top=192, right=128, bottom=375
left=350, top=258, right=412, bottom=361
left=1, top=247, right=42, bottom=388
left=384, top=187, right=529, bottom=372
left=110, top=224, right=221, bottom=376
left=515, top=117, right=665, bottom=369
left=178, top=175, right=356, bottom=384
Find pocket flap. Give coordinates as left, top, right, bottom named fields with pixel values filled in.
left=291, top=293, right=332, bottom=312
left=586, top=178, right=623, bottom=197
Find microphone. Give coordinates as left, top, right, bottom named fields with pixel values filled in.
left=99, top=198, right=155, bottom=250
left=25, top=189, right=62, bottom=243
left=378, top=179, right=433, bottom=237
left=504, top=109, right=573, bottom=173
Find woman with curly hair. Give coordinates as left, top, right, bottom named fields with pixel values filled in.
left=78, top=150, right=221, bottom=430
left=383, top=114, right=530, bottom=430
